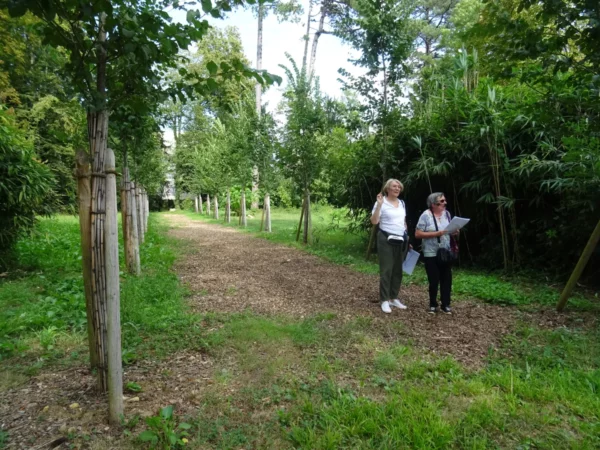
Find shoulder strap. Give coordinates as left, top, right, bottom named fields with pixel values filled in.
left=431, top=209, right=441, bottom=244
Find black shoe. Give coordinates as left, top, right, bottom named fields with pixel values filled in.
left=428, top=307, right=437, bottom=314
left=441, top=306, right=452, bottom=314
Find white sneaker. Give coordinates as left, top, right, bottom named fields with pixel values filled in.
left=391, top=299, right=407, bottom=309
left=381, top=301, right=392, bottom=314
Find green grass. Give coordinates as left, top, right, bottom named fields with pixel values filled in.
left=164, top=312, right=600, bottom=449
left=2, top=211, right=599, bottom=449
left=0, top=214, right=203, bottom=372
left=176, top=206, right=596, bottom=308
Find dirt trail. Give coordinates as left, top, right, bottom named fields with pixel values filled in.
left=167, top=214, right=519, bottom=366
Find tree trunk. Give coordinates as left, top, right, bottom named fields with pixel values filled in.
left=365, top=225, right=377, bottom=260
left=122, top=168, right=140, bottom=275
left=88, top=11, right=109, bottom=393
left=296, top=197, right=306, bottom=242
left=104, top=148, right=123, bottom=424
left=302, top=0, right=314, bottom=71
left=194, top=196, right=199, bottom=213
left=251, top=4, right=264, bottom=210
left=75, top=150, right=98, bottom=370
left=207, top=194, right=211, bottom=216
left=303, top=190, right=312, bottom=245
left=308, top=4, right=326, bottom=79
left=260, top=205, right=265, bottom=232
left=241, top=188, right=247, bottom=227
left=264, top=193, right=271, bottom=233
left=214, top=195, right=219, bottom=220
left=199, top=194, right=204, bottom=214
left=381, top=57, right=388, bottom=182
left=88, top=109, right=109, bottom=393
left=225, top=190, right=231, bottom=223
left=127, top=180, right=141, bottom=275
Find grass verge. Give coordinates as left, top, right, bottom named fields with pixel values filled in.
left=0, top=214, right=203, bottom=380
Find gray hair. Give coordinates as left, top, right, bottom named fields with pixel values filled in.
left=426, top=192, right=445, bottom=208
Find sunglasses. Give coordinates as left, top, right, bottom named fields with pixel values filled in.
left=436, top=200, right=447, bottom=205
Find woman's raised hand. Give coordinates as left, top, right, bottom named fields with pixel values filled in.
left=376, top=193, right=384, bottom=205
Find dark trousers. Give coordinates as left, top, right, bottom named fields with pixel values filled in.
left=377, top=231, right=408, bottom=303
left=424, top=257, right=452, bottom=308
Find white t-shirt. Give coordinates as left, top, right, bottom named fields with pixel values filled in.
left=372, top=197, right=406, bottom=236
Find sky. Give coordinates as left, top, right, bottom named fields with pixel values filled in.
left=165, top=0, right=364, bottom=143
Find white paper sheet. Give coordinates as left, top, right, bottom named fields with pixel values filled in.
left=403, top=249, right=420, bottom=275
left=443, top=216, right=470, bottom=234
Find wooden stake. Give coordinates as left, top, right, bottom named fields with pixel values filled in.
left=104, top=148, right=124, bottom=423
left=143, top=190, right=149, bottom=233
left=75, top=150, right=98, bottom=370
left=127, top=180, right=141, bottom=275
left=136, top=186, right=144, bottom=244
left=296, top=198, right=306, bottom=242
left=225, top=190, right=231, bottom=223
left=265, top=193, right=271, bottom=232
left=120, top=172, right=129, bottom=268
left=241, top=188, right=247, bottom=227
left=557, top=218, right=600, bottom=311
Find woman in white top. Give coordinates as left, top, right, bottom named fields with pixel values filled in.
left=371, top=179, right=409, bottom=313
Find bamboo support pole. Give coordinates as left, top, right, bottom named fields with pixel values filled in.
left=89, top=110, right=109, bottom=392
left=75, top=150, right=98, bottom=370
left=104, top=149, right=124, bottom=423
left=557, top=219, right=600, bottom=311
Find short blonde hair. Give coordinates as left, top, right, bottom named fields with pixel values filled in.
left=382, top=178, right=404, bottom=196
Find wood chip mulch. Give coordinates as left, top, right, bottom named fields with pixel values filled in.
left=168, top=214, right=518, bottom=366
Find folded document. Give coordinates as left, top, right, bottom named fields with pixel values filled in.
left=402, top=249, right=420, bottom=275
left=443, top=216, right=470, bottom=234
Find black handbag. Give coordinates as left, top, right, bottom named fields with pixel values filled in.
left=432, top=210, right=458, bottom=265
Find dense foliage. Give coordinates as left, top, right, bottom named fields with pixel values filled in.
left=1, top=0, right=598, bottom=279
left=0, top=107, right=54, bottom=259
